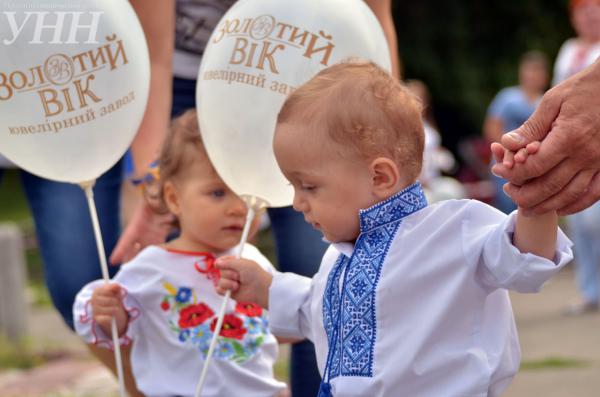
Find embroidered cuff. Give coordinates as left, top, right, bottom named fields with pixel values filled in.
left=73, top=280, right=141, bottom=350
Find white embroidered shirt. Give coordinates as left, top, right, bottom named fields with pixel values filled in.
left=269, top=183, right=573, bottom=397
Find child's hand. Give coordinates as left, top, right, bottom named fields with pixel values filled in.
left=215, top=257, right=273, bottom=309
left=514, top=141, right=540, bottom=163
left=491, top=141, right=540, bottom=169
left=91, top=283, right=128, bottom=336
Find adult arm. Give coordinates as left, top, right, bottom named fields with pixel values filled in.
left=128, top=0, right=174, bottom=179
left=110, top=1, right=176, bottom=264
left=492, top=59, right=600, bottom=215
left=365, top=0, right=401, bottom=78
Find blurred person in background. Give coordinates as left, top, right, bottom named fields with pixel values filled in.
left=405, top=79, right=462, bottom=202
left=555, top=0, right=600, bottom=315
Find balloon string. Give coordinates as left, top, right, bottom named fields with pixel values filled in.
left=195, top=204, right=257, bottom=397
left=81, top=181, right=127, bottom=397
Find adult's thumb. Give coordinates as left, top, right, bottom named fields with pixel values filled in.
left=501, top=87, right=562, bottom=151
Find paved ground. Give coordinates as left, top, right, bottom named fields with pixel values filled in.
left=0, top=266, right=598, bottom=396
left=504, top=266, right=600, bottom=397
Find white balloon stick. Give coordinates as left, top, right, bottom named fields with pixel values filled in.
left=195, top=197, right=264, bottom=397
left=81, top=181, right=127, bottom=397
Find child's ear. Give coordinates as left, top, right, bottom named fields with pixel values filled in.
left=370, top=157, right=401, bottom=199
left=163, top=181, right=182, bottom=216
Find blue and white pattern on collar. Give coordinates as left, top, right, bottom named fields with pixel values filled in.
left=322, top=182, right=427, bottom=384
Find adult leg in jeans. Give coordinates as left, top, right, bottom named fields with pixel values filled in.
left=268, top=206, right=327, bottom=397
left=20, top=162, right=123, bottom=329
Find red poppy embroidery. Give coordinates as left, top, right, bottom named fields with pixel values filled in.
left=178, top=303, right=215, bottom=328
left=160, top=300, right=170, bottom=311
left=235, top=302, right=263, bottom=317
left=210, top=314, right=247, bottom=340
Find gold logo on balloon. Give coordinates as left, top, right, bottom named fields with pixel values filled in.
left=207, top=14, right=336, bottom=96
left=43, top=54, right=75, bottom=86
left=249, top=15, right=276, bottom=40
left=2, top=34, right=137, bottom=136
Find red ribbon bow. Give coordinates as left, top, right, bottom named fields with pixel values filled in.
left=194, top=253, right=221, bottom=287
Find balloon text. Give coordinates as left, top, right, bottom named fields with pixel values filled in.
left=213, top=15, right=335, bottom=74
left=0, top=34, right=129, bottom=119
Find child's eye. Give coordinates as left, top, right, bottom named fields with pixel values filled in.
left=301, top=185, right=316, bottom=192
left=210, top=189, right=226, bottom=198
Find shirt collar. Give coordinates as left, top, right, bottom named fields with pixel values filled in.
left=358, top=181, right=428, bottom=234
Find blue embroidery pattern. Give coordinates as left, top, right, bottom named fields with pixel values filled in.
left=321, top=182, right=427, bottom=387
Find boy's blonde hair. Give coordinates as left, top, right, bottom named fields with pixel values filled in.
left=277, top=61, right=424, bottom=181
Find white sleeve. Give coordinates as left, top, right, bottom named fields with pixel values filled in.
left=268, top=271, right=314, bottom=340
left=462, top=201, right=573, bottom=293
left=73, top=270, right=145, bottom=349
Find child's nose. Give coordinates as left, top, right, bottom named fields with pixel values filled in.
left=292, top=194, right=308, bottom=213
left=228, top=196, right=247, bottom=216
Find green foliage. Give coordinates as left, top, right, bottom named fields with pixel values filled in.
left=0, top=169, right=30, bottom=224
left=521, top=357, right=590, bottom=370
left=394, top=0, right=573, bottom=151
left=0, top=336, right=46, bottom=370
left=0, top=169, right=47, bottom=304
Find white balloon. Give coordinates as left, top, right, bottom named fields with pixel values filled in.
left=197, top=0, right=391, bottom=207
left=0, top=0, right=149, bottom=183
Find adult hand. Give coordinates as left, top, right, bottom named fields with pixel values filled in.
left=109, top=200, right=175, bottom=265
left=492, top=60, right=600, bottom=215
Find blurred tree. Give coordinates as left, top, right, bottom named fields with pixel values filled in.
left=393, top=0, right=573, bottom=154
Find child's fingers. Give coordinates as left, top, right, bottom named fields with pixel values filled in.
left=93, top=304, right=122, bottom=318
left=217, top=255, right=236, bottom=263
left=514, top=147, right=529, bottom=163
left=106, top=283, right=122, bottom=294
left=220, top=269, right=240, bottom=282
left=216, top=279, right=239, bottom=295
left=215, top=257, right=248, bottom=272
left=94, top=283, right=122, bottom=299
left=526, top=141, right=540, bottom=154
left=92, top=295, right=122, bottom=311
left=490, top=142, right=505, bottom=164
left=502, top=148, right=515, bottom=168
left=94, top=314, right=113, bottom=329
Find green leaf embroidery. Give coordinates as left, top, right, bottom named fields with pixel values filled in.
left=232, top=341, right=246, bottom=357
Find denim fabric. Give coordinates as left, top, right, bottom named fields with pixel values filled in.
left=0, top=160, right=123, bottom=330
